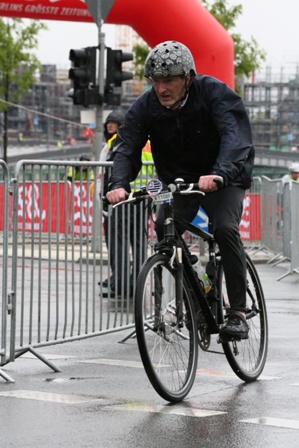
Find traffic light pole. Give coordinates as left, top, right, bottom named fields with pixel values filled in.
left=91, top=3, right=105, bottom=253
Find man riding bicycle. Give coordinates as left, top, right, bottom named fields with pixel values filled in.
left=106, top=40, right=254, bottom=342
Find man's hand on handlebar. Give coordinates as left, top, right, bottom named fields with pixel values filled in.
left=198, top=175, right=223, bottom=192
left=106, top=188, right=128, bottom=205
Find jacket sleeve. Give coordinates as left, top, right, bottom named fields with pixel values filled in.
left=205, top=79, right=254, bottom=186
left=108, top=96, right=149, bottom=192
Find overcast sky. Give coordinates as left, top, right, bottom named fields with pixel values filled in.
left=34, top=0, right=299, bottom=71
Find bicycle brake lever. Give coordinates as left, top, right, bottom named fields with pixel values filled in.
left=180, top=189, right=205, bottom=196
left=112, top=194, right=136, bottom=208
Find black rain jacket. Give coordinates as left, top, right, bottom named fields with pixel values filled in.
left=108, top=74, right=254, bottom=192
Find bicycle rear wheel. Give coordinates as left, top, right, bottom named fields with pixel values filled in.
left=135, top=253, right=198, bottom=402
left=218, top=253, right=268, bottom=381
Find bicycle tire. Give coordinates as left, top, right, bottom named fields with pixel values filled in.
left=218, top=253, right=268, bottom=381
left=135, top=253, right=198, bottom=402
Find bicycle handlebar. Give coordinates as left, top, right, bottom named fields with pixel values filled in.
left=105, top=177, right=223, bottom=208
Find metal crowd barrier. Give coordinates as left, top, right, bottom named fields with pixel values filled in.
left=0, top=160, right=14, bottom=382
left=240, top=176, right=262, bottom=250
left=2, top=160, right=153, bottom=379
left=277, top=181, right=299, bottom=280
left=259, top=176, right=284, bottom=261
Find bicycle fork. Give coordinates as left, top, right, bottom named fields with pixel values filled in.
left=174, top=246, right=184, bottom=328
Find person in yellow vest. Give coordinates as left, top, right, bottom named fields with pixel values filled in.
left=66, top=154, right=95, bottom=182
left=101, top=138, right=154, bottom=299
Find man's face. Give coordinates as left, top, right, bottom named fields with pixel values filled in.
left=291, top=171, right=299, bottom=180
left=151, top=76, right=189, bottom=108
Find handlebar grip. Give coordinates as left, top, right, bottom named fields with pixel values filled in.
left=213, top=177, right=224, bottom=189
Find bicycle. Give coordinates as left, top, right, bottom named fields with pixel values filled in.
left=112, top=178, right=268, bottom=403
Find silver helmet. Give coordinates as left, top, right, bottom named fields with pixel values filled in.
left=144, top=41, right=196, bottom=78
left=288, top=162, right=299, bottom=173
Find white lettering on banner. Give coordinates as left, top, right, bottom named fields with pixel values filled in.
left=18, top=184, right=46, bottom=222
left=239, top=231, right=250, bottom=239
left=239, top=195, right=250, bottom=229
left=0, top=3, right=23, bottom=12
left=61, top=7, right=90, bottom=17
left=73, top=184, right=93, bottom=225
left=25, top=5, right=59, bottom=14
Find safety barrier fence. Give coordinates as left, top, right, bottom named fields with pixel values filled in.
left=260, top=176, right=284, bottom=257
left=278, top=180, right=299, bottom=280
left=0, top=162, right=296, bottom=382
left=0, top=160, right=157, bottom=381
left=0, top=161, right=13, bottom=381
left=259, top=176, right=299, bottom=280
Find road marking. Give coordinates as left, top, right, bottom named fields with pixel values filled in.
left=110, top=403, right=226, bottom=417
left=196, top=369, right=280, bottom=380
left=0, top=390, right=99, bottom=404
left=21, top=353, right=76, bottom=360
left=79, top=358, right=144, bottom=368
left=241, top=417, right=299, bottom=430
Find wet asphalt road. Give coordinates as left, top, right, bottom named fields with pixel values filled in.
left=0, top=261, right=299, bottom=448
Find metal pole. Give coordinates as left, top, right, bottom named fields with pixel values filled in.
left=91, top=2, right=105, bottom=252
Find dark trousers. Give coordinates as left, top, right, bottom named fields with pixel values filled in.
left=155, top=186, right=247, bottom=312
left=106, top=202, right=149, bottom=294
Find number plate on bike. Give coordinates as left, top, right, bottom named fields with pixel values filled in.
left=151, top=192, right=173, bottom=204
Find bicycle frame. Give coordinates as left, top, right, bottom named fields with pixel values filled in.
left=155, top=202, right=219, bottom=334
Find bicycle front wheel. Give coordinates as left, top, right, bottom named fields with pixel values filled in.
left=135, top=253, right=198, bottom=402
left=218, top=253, right=268, bottom=381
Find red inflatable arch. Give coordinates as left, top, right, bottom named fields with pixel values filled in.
left=106, top=0, right=235, bottom=88
left=1, top=0, right=234, bottom=88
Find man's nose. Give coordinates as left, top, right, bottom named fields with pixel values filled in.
left=156, top=81, right=166, bottom=92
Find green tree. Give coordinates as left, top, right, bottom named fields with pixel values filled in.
left=0, top=18, right=47, bottom=162
left=133, top=0, right=266, bottom=91
left=133, top=43, right=150, bottom=81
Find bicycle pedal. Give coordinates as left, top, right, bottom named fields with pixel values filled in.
left=217, top=334, right=248, bottom=344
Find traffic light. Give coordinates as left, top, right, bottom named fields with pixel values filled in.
left=69, top=46, right=100, bottom=106
left=105, top=47, right=134, bottom=92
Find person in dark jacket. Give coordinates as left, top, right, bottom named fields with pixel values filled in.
left=106, top=40, right=254, bottom=341
left=99, top=110, right=125, bottom=290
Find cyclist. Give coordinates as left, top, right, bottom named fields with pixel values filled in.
left=106, top=40, right=254, bottom=341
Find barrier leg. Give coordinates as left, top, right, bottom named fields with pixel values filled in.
left=0, top=368, right=15, bottom=383
left=15, top=347, right=61, bottom=373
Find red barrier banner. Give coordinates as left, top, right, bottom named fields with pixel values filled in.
left=0, top=183, right=5, bottom=230
left=17, top=182, right=69, bottom=233
left=239, top=193, right=261, bottom=241
left=16, top=182, right=93, bottom=236
left=0, top=0, right=93, bottom=22
left=0, top=183, right=261, bottom=242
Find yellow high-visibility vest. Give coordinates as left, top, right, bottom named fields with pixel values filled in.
left=130, top=141, right=155, bottom=192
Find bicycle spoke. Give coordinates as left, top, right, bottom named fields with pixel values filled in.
left=135, top=254, right=198, bottom=402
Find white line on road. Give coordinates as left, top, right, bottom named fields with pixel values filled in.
left=79, top=358, right=144, bottom=368
left=241, top=417, right=299, bottom=430
left=110, top=403, right=227, bottom=418
left=0, top=390, right=101, bottom=404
